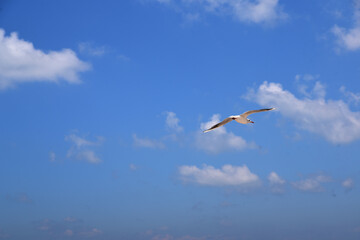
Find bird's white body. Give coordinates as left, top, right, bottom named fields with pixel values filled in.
left=203, top=108, right=275, bottom=133
left=230, top=115, right=249, bottom=124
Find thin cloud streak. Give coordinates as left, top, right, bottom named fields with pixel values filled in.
left=155, top=0, right=287, bottom=25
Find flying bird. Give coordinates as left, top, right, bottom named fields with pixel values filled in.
left=203, top=108, right=275, bottom=133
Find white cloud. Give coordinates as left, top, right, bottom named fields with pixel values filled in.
left=331, top=0, right=360, bottom=51
left=156, top=0, right=287, bottom=25
left=291, top=174, right=331, bottom=192
left=78, top=42, right=106, bottom=56
left=133, top=134, right=165, bottom=149
left=179, top=164, right=260, bottom=187
left=195, top=114, right=256, bottom=154
left=0, top=29, right=90, bottom=90
left=246, top=81, right=360, bottom=144
left=165, top=111, right=184, bottom=133
left=342, top=178, right=354, bottom=189
left=65, top=133, right=103, bottom=164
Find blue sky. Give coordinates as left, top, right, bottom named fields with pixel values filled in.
left=1, top=0, right=360, bottom=239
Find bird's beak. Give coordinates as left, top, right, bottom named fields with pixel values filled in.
left=250, top=120, right=254, bottom=124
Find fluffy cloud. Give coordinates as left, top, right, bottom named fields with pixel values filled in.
left=246, top=81, right=360, bottom=144
left=133, top=134, right=166, bottom=149
left=179, top=164, right=260, bottom=187
left=65, top=133, right=104, bottom=164
left=331, top=0, right=360, bottom=50
left=291, top=174, right=331, bottom=192
left=195, top=114, right=256, bottom=154
left=156, top=0, right=287, bottom=24
left=0, top=29, right=90, bottom=90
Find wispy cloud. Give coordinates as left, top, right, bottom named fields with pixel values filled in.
left=155, top=0, right=287, bottom=25
left=291, top=174, right=331, bottom=192
left=78, top=42, right=106, bottom=56
left=0, top=29, right=90, bottom=90
left=179, top=164, right=260, bottom=187
left=49, top=151, right=56, bottom=162
left=195, top=114, right=256, bottom=154
left=65, top=133, right=104, bottom=164
left=331, top=0, right=360, bottom=51
left=36, top=217, right=102, bottom=238
left=340, top=86, right=360, bottom=105
left=133, top=134, right=166, bottom=149
left=246, top=81, right=360, bottom=144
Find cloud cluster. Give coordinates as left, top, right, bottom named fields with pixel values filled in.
left=0, top=29, right=90, bottom=90
left=156, top=0, right=287, bottom=24
left=246, top=81, right=360, bottom=144
left=65, top=133, right=104, bottom=164
left=133, top=111, right=258, bottom=154
left=179, top=164, right=260, bottom=187
left=331, top=0, right=360, bottom=50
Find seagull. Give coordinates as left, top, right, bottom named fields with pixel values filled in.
left=203, top=108, right=275, bottom=133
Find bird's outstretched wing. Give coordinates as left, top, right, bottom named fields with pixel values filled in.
left=203, top=117, right=234, bottom=133
left=241, top=108, right=275, bottom=118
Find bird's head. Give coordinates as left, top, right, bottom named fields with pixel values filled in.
left=248, top=119, right=254, bottom=124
